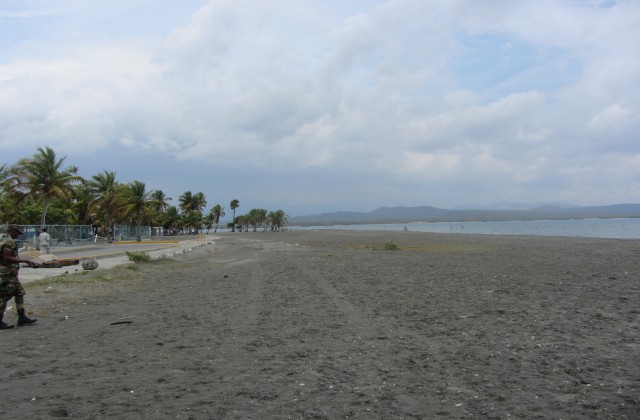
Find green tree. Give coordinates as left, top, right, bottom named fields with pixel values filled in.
left=193, top=192, right=207, bottom=212
left=87, top=171, right=119, bottom=240
left=179, top=191, right=196, bottom=212
left=1, top=195, right=41, bottom=224
left=149, top=189, right=172, bottom=227
left=230, top=199, right=240, bottom=232
left=150, top=190, right=171, bottom=213
left=211, top=204, right=225, bottom=233
left=68, top=183, right=95, bottom=225
left=235, top=214, right=248, bottom=232
left=0, top=163, right=18, bottom=223
left=182, top=210, right=203, bottom=234
left=248, top=208, right=267, bottom=232
left=203, top=211, right=215, bottom=233
left=268, top=210, right=288, bottom=231
left=160, top=206, right=182, bottom=234
left=11, top=146, right=84, bottom=226
left=116, top=180, right=155, bottom=241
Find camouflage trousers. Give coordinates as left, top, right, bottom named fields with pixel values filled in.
left=1, top=275, right=26, bottom=315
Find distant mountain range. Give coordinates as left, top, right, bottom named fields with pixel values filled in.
left=288, top=203, right=640, bottom=226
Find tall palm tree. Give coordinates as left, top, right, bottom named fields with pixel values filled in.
left=69, top=183, right=95, bottom=225
left=182, top=210, right=203, bottom=234
left=116, top=180, right=154, bottom=241
left=160, top=206, right=182, bottom=234
left=149, top=189, right=172, bottom=228
left=193, top=192, right=207, bottom=212
left=87, top=170, right=119, bottom=239
left=230, top=199, right=240, bottom=232
left=203, top=211, right=215, bottom=234
left=268, top=210, right=288, bottom=231
left=211, top=204, right=225, bottom=232
left=179, top=191, right=196, bottom=212
left=150, top=190, right=171, bottom=213
left=248, top=208, right=268, bottom=232
left=11, top=146, right=84, bottom=226
left=0, top=164, right=14, bottom=222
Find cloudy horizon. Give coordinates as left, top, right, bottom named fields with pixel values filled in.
left=1, top=0, right=638, bottom=216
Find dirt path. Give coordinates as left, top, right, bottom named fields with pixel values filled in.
left=1, top=231, right=639, bottom=418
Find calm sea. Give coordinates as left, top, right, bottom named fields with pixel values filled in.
left=291, top=218, right=640, bottom=239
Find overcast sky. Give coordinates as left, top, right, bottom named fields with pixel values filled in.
left=1, top=0, right=638, bottom=216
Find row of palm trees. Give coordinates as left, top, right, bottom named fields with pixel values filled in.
left=1, top=146, right=288, bottom=240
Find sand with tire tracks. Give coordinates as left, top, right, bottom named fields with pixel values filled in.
left=1, top=230, right=639, bottom=418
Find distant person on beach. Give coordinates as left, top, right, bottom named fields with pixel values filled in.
left=38, top=228, right=51, bottom=254
left=0, top=225, right=37, bottom=329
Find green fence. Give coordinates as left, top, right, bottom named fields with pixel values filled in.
left=1, top=225, right=153, bottom=247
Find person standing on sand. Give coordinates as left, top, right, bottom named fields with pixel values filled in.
left=0, top=225, right=38, bottom=329
left=38, top=227, right=51, bottom=254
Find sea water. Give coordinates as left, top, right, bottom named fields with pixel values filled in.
left=291, top=218, right=640, bottom=239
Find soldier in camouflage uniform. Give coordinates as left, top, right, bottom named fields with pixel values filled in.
left=0, top=225, right=37, bottom=329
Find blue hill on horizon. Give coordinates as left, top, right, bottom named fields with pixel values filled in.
left=288, top=203, right=640, bottom=226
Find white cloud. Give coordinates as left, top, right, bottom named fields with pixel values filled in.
left=589, top=104, right=634, bottom=131
left=0, top=0, right=638, bottom=212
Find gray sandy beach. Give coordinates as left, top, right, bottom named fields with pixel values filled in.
left=1, top=230, right=639, bottom=418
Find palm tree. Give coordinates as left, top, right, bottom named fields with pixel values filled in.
left=211, top=204, right=225, bottom=232
left=150, top=190, right=171, bottom=213
left=149, top=189, right=172, bottom=229
left=182, top=210, right=203, bottom=234
left=160, top=206, right=182, bottom=234
left=116, top=180, right=155, bottom=241
left=203, top=211, right=215, bottom=234
left=230, top=199, right=240, bottom=232
left=235, top=214, right=248, bottom=232
left=69, top=183, right=95, bottom=225
left=87, top=170, right=119, bottom=240
left=193, top=192, right=207, bottom=212
left=0, top=164, right=15, bottom=222
left=11, top=146, right=84, bottom=226
left=248, top=208, right=267, bottom=232
left=179, top=191, right=196, bottom=212
left=268, top=210, right=288, bottom=231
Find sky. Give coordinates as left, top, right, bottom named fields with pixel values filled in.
left=1, top=0, right=638, bottom=216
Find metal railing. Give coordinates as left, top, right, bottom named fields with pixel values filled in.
left=1, top=224, right=153, bottom=247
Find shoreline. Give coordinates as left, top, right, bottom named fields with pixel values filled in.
left=286, top=217, right=640, bottom=239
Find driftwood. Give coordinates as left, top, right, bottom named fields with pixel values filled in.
left=35, top=259, right=80, bottom=268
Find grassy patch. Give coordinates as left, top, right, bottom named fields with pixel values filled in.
left=126, top=251, right=152, bottom=263
left=384, top=241, right=399, bottom=251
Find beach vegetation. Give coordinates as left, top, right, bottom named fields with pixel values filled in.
left=115, top=181, right=156, bottom=241
left=8, top=146, right=83, bottom=227
left=384, top=241, right=399, bottom=250
left=126, top=251, right=152, bottom=263
left=230, top=199, right=240, bottom=232
left=268, top=209, right=288, bottom=231
left=211, top=204, right=225, bottom=233
left=1, top=146, right=289, bottom=234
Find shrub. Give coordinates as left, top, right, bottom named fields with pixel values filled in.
left=126, top=251, right=152, bottom=263
left=384, top=241, right=399, bottom=251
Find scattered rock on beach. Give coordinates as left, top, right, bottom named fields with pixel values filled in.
left=82, top=258, right=99, bottom=270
